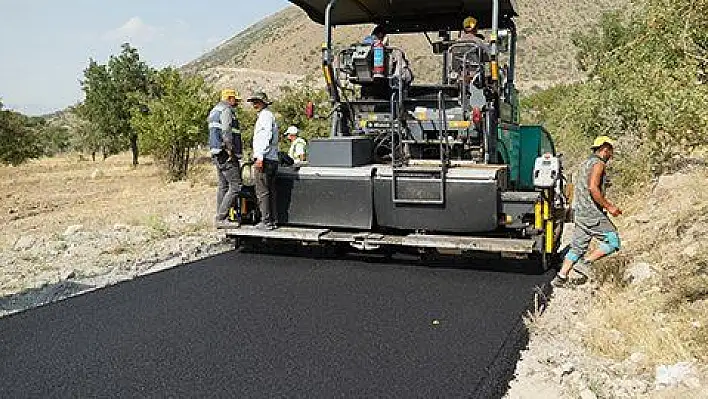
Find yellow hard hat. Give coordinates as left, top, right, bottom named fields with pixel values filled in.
left=591, top=135, right=615, bottom=149
left=221, top=89, right=241, bottom=101
left=463, top=16, right=477, bottom=29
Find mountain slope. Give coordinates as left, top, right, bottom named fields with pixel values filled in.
left=185, top=0, right=624, bottom=92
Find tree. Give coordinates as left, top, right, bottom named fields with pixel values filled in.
left=272, top=83, right=331, bottom=147
left=68, top=104, right=104, bottom=160
left=131, top=68, right=213, bottom=180
left=524, top=0, right=708, bottom=186
left=0, top=102, right=42, bottom=165
left=40, top=123, right=71, bottom=156
left=81, top=43, right=156, bottom=165
left=235, top=83, right=330, bottom=157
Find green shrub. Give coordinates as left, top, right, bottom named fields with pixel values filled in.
left=522, top=0, right=708, bottom=189
left=0, top=103, right=42, bottom=165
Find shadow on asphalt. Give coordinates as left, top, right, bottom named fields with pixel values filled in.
left=235, top=237, right=563, bottom=276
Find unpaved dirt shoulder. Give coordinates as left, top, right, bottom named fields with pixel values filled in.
left=0, top=224, right=232, bottom=318
left=507, top=169, right=708, bottom=398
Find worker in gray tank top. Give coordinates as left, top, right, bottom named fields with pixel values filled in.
left=552, top=136, right=623, bottom=287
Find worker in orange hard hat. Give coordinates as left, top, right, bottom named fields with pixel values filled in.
left=552, top=135, right=622, bottom=288
left=208, top=88, right=243, bottom=229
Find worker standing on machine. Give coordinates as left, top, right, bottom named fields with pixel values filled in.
left=552, top=136, right=623, bottom=287
left=248, top=91, right=280, bottom=230
left=363, top=25, right=387, bottom=45
left=459, top=16, right=486, bottom=42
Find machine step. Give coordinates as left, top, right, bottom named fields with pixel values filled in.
left=225, top=227, right=536, bottom=254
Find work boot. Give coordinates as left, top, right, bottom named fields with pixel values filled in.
left=573, top=259, right=591, bottom=278
left=215, top=218, right=240, bottom=229
left=551, top=274, right=569, bottom=288
left=254, top=221, right=275, bottom=231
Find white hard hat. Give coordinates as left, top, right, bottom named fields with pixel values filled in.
left=285, top=126, right=299, bottom=136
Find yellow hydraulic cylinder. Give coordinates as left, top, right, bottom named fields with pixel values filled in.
left=534, top=190, right=555, bottom=253
left=534, top=201, right=543, bottom=230
left=543, top=190, right=554, bottom=253
left=322, top=65, right=333, bottom=85
left=543, top=194, right=550, bottom=220
left=491, top=61, right=499, bottom=81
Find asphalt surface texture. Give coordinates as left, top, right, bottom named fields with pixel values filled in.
left=0, top=250, right=552, bottom=398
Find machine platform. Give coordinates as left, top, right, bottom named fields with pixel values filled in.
left=225, top=226, right=536, bottom=254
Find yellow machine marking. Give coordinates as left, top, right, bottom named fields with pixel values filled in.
left=535, top=190, right=556, bottom=254
left=323, top=66, right=333, bottom=85
left=542, top=190, right=554, bottom=254
left=448, top=120, right=471, bottom=129
left=545, top=220, right=554, bottom=253
left=534, top=201, right=542, bottom=230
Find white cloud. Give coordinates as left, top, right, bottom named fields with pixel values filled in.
left=103, top=17, right=162, bottom=43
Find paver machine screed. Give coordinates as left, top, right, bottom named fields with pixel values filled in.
left=228, top=0, right=569, bottom=270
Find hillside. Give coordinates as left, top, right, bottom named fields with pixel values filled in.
left=184, top=0, right=624, bottom=93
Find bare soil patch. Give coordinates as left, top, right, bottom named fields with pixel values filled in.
left=0, top=153, right=230, bottom=311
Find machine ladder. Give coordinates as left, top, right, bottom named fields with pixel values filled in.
left=390, top=88, right=449, bottom=205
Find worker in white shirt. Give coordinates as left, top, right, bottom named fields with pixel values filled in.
left=247, top=92, right=279, bottom=230
left=285, top=126, right=307, bottom=164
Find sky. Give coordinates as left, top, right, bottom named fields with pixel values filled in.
left=0, top=0, right=290, bottom=115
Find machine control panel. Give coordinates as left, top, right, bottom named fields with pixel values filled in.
left=533, top=153, right=561, bottom=188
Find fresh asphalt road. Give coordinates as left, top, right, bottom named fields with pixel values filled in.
left=0, top=250, right=551, bottom=398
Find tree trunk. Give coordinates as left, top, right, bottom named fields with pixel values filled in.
left=130, top=134, right=139, bottom=166
left=183, top=148, right=190, bottom=178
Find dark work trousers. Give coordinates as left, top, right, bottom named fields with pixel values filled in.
left=254, top=159, right=278, bottom=224
left=213, top=152, right=242, bottom=221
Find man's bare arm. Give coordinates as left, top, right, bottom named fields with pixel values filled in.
left=588, top=162, right=622, bottom=216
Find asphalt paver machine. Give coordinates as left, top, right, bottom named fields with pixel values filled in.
left=228, top=0, right=569, bottom=269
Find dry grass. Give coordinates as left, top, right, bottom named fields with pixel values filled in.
left=0, top=152, right=216, bottom=250
left=583, top=168, right=708, bottom=367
